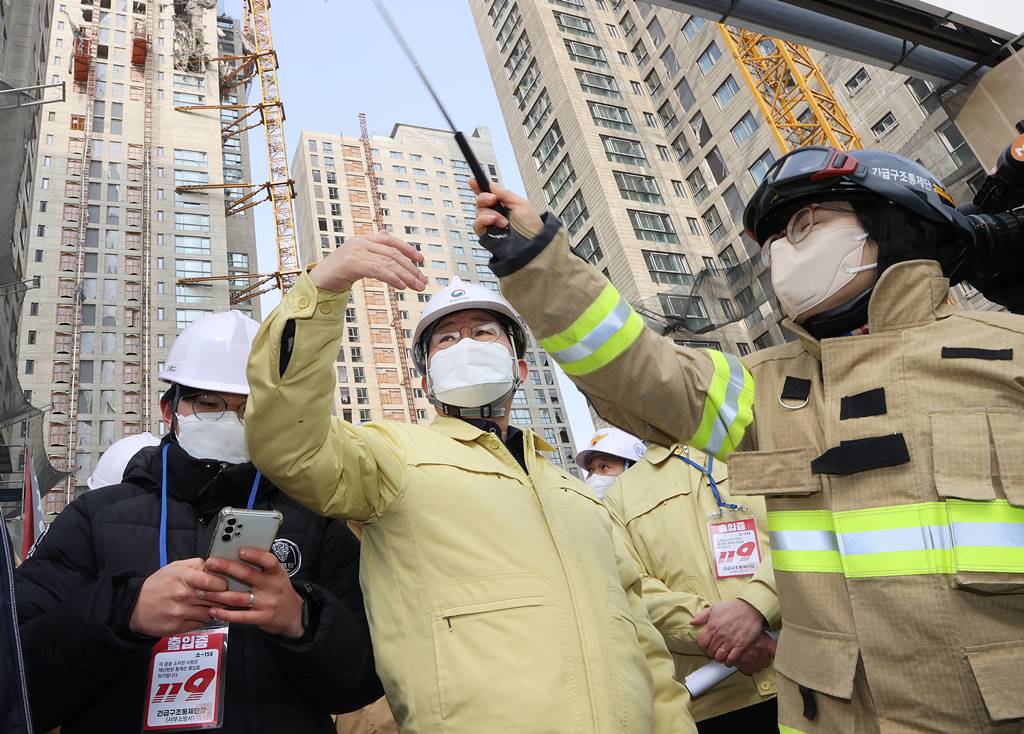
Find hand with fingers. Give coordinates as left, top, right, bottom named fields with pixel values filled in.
left=691, top=598, right=769, bottom=669
left=471, top=179, right=543, bottom=245
left=128, top=558, right=228, bottom=638
left=308, top=231, right=427, bottom=294
left=199, top=548, right=305, bottom=639
left=728, top=631, right=777, bottom=676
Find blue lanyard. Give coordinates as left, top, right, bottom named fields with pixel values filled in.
left=674, top=453, right=742, bottom=513
left=158, top=443, right=262, bottom=569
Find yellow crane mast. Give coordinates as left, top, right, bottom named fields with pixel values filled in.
left=719, top=25, right=862, bottom=152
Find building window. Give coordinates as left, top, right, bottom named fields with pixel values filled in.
left=543, top=155, right=577, bottom=208
left=573, top=228, right=603, bottom=265
left=681, top=15, right=705, bottom=40
left=632, top=39, right=649, bottom=67
left=702, top=204, right=727, bottom=243
left=533, top=122, right=565, bottom=172
left=689, top=111, right=712, bottom=146
left=560, top=190, right=589, bottom=236
left=937, top=120, right=976, bottom=168
left=629, top=210, right=678, bottom=243
left=697, top=42, right=721, bottom=74
left=554, top=11, right=595, bottom=37
left=614, top=171, right=663, bottom=204
left=576, top=69, right=621, bottom=98
left=871, top=112, right=898, bottom=139
left=845, top=67, right=869, bottom=94
left=749, top=150, right=776, bottom=184
left=564, top=39, right=608, bottom=68
left=672, top=134, right=693, bottom=166
left=643, top=250, right=692, bottom=285
left=713, top=75, right=740, bottom=108
left=523, top=89, right=553, bottom=138
left=660, top=46, right=680, bottom=77
left=589, top=101, right=634, bottom=132
left=601, top=135, right=647, bottom=167
left=753, top=331, right=775, bottom=350
left=646, top=17, right=665, bottom=46
left=644, top=69, right=663, bottom=97
left=657, top=100, right=678, bottom=130
left=659, top=294, right=708, bottom=329
left=687, top=169, right=709, bottom=204
left=731, top=112, right=759, bottom=145
left=906, top=78, right=941, bottom=114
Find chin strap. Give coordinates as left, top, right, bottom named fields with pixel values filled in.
left=432, top=384, right=518, bottom=419
left=801, top=287, right=873, bottom=339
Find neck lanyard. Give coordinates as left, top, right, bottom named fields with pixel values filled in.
left=159, top=443, right=262, bottom=569
left=673, top=453, right=743, bottom=513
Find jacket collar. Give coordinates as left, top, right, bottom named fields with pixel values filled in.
left=643, top=443, right=680, bottom=466
left=786, top=260, right=955, bottom=358
left=429, top=414, right=556, bottom=453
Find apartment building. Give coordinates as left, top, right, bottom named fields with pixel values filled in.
left=19, top=0, right=260, bottom=510
left=291, top=123, right=581, bottom=475
left=469, top=0, right=983, bottom=350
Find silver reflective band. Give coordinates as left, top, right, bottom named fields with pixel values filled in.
left=704, top=353, right=748, bottom=458
left=769, top=529, right=839, bottom=553
left=547, top=296, right=633, bottom=365
left=836, top=525, right=952, bottom=556
left=952, top=521, right=1024, bottom=549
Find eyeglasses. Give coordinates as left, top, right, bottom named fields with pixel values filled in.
left=429, top=321, right=503, bottom=350
left=762, top=204, right=855, bottom=265
left=180, top=393, right=246, bottom=422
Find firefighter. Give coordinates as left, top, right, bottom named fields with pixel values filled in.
left=471, top=147, right=1024, bottom=733
left=244, top=232, right=696, bottom=734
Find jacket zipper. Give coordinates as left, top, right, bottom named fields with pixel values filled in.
left=4, top=528, right=35, bottom=733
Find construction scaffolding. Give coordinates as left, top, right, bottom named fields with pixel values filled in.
left=359, top=113, right=418, bottom=424
left=719, top=25, right=862, bottom=152
left=174, top=0, right=301, bottom=303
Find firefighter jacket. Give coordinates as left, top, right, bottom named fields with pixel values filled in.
left=603, top=444, right=779, bottom=722
left=244, top=272, right=697, bottom=734
left=491, top=213, right=1024, bottom=734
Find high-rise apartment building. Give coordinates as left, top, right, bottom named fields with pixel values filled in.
left=19, top=0, right=260, bottom=511
left=469, top=0, right=983, bottom=351
left=0, top=0, right=53, bottom=501
left=291, top=123, right=580, bottom=475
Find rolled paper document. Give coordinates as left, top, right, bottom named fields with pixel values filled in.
left=684, top=630, right=780, bottom=697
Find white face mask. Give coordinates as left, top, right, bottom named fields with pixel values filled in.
left=586, top=473, right=616, bottom=500
left=769, top=214, right=877, bottom=321
left=175, top=412, right=250, bottom=465
left=427, top=338, right=517, bottom=408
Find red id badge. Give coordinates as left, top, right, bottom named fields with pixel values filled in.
left=143, top=623, right=229, bottom=730
left=708, top=518, right=762, bottom=578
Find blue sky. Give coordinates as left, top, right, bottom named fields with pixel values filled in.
left=221, top=0, right=597, bottom=450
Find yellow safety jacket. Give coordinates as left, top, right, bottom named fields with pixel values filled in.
left=604, top=444, right=779, bottom=722
left=244, top=273, right=696, bottom=734
left=496, top=217, right=1024, bottom=734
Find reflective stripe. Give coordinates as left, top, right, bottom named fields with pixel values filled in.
left=779, top=727, right=808, bottom=734
left=539, top=282, right=644, bottom=376
left=768, top=500, right=1024, bottom=578
left=689, top=350, right=755, bottom=460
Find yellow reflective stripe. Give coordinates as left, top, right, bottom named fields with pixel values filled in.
left=841, top=548, right=955, bottom=578
left=779, top=726, right=808, bottom=734
left=540, top=282, right=619, bottom=354
left=689, top=350, right=755, bottom=460
left=948, top=499, right=1024, bottom=525
left=772, top=548, right=844, bottom=574
left=832, top=502, right=948, bottom=533
left=768, top=510, right=834, bottom=532
left=955, top=546, right=1024, bottom=573
left=538, top=282, right=645, bottom=376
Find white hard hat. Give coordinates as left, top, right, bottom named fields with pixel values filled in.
left=86, top=432, right=161, bottom=490
left=412, top=277, right=526, bottom=371
left=159, top=310, right=260, bottom=395
left=575, top=427, right=646, bottom=472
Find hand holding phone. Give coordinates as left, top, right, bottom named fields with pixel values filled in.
left=205, top=507, right=283, bottom=592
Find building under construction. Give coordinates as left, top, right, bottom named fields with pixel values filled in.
left=470, top=0, right=986, bottom=350
left=292, top=122, right=582, bottom=475
left=17, top=0, right=261, bottom=513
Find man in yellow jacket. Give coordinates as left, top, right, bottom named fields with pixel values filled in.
left=601, top=442, right=780, bottom=733
left=470, top=146, right=1024, bottom=733
left=244, top=232, right=695, bottom=734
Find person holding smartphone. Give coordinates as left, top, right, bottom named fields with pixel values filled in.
left=15, top=310, right=382, bottom=734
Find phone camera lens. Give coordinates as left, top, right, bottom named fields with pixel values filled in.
left=236, top=524, right=244, bottom=530
left=226, top=518, right=236, bottom=526
left=234, top=531, right=241, bottom=537
left=221, top=534, right=232, bottom=542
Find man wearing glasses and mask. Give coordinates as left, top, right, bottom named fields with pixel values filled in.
left=244, top=232, right=695, bottom=733
left=15, top=311, right=382, bottom=733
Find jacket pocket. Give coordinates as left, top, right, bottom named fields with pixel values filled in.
left=774, top=621, right=859, bottom=701
left=429, top=574, right=576, bottom=728
left=965, top=639, right=1024, bottom=722
left=931, top=411, right=1024, bottom=594
left=730, top=448, right=822, bottom=497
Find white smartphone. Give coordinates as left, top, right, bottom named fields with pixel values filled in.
left=206, top=507, right=284, bottom=593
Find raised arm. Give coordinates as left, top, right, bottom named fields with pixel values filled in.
left=245, top=233, right=427, bottom=520
left=472, top=184, right=756, bottom=460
